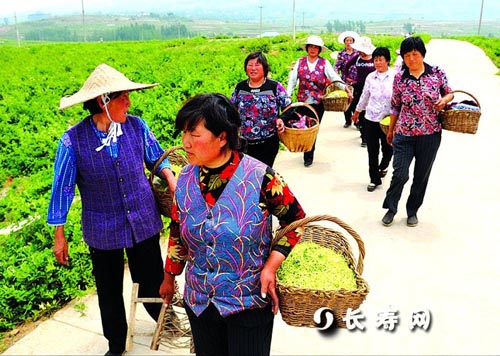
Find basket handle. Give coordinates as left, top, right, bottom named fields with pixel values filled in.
left=149, top=145, right=184, bottom=185
left=450, top=90, right=481, bottom=109
left=272, top=214, right=365, bottom=275
left=324, top=80, right=352, bottom=94
left=281, top=102, right=320, bottom=121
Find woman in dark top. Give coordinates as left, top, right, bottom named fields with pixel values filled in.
left=344, top=36, right=376, bottom=147
left=231, top=51, right=291, bottom=167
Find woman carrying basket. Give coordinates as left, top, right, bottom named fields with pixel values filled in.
left=352, top=47, right=395, bottom=192
left=287, top=35, right=352, bottom=167
left=231, top=51, right=291, bottom=167
left=381, top=36, right=454, bottom=227
left=47, top=64, right=177, bottom=356
left=159, top=93, right=306, bottom=356
left=333, top=31, right=360, bottom=128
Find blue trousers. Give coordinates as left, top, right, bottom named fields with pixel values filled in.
left=382, top=132, right=441, bottom=217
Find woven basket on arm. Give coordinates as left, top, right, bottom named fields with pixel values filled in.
left=273, top=214, right=370, bottom=328
left=323, top=80, right=351, bottom=112
left=149, top=145, right=188, bottom=217
left=440, top=90, right=481, bottom=134
left=278, top=102, right=320, bottom=153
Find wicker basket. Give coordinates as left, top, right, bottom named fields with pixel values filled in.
left=379, top=116, right=391, bottom=135
left=149, top=146, right=188, bottom=217
left=273, top=215, right=369, bottom=328
left=323, top=81, right=351, bottom=112
left=278, top=102, right=320, bottom=152
left=440, top=90, right=481, bottom=134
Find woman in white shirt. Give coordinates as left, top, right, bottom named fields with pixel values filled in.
left=352, top=47, right=395, bottom=191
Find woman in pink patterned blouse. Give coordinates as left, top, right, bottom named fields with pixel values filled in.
left=381, top=36, right=454, bottom=228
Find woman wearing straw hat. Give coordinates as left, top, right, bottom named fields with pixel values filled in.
left=344, top=36, right=376, bottom=147
left=287, top=35, right=352, bottom=167
left=159, top=93, right=305, bottom=356
left=332, top=31, right=360, bottom=128
left=47, top=64, right=177, bottom=356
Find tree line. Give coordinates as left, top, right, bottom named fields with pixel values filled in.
left=23, top=23, right=193, bottom=42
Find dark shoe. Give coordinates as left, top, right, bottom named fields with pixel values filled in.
left=360, top=141, right=367, bottom=147
left=382, top=210, right=395, bottom=226
left=407, top=215, right=418, bottom=227
left=379, top=169, right=388, bottom=178
left=304, top=159, right=313, bottom=167
left=104, top=351, right=125, bottom=356
left=343, top=123, right=351, bottom=128
left=367, top=183, right=380, bottom=192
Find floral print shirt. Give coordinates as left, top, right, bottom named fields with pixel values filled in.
left=391, top=63, right=453, bottom=136
left=230, top=79, right=291, bottom=142
left=334, top=48, right=359, bottom=83
left=165, top=151, right=306, bottom=275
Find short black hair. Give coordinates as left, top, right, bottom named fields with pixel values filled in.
left=175, top=93, right=242, bottom=151
left=399, top=36, right=426, bottom=58
left=372, top=47, right=391, bottom=63
left=244, top=51, right=270, bottom=78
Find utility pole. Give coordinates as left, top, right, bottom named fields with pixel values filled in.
left=477, top=0, right=484, bottom=35
left=259, top=6, right=263, bottom=37
left=292, top=0, right=296, bottom=40
left=81, top=0, right=87, bottom=42
left=302, top=12, right=305, bottom=30
left=14, top=12, right=20, bottom=47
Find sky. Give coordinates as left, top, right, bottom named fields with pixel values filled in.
left=1, top=0, right=499, bottom=22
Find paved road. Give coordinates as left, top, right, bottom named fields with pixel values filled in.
left=3, top=39, right=500, bottom=355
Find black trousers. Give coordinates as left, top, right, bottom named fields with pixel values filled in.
left=245, top=135, right=280, bottom=167
left=295, top=102, right=325, bottom=163
left=365, top=119, right=393, bottom=185
left=185, top=302, right=274, bottom=356
left=382, top=132, right=441, bottom=216
left=89, top=234, right=164, bottom=354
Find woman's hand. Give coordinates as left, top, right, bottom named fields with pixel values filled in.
left=159, top=272, right=176, bottom=305
left=345, top=86, right=354, bottom=102
left=53, top=225, right=69, bottom=265
left=260, top=251, right=286, bottom=315
left=386, top=130, right=394, bottom=146
left=434, top=93, right=454, bottom=112
left=276, top=118, right=285, bottom=133
left=351, top=111, right=360, bottom=124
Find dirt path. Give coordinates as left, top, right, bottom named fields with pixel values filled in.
left=269, top=38, right=500, bottom=355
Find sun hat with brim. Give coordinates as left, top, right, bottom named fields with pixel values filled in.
left=301, top=35, right=329, bottom=52
left=59, top=63, right=158, bottom=110
left=337, top=31, right=360, bottom=44
left=350, top=36, right=376, bottom=55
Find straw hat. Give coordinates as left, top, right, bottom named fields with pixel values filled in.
left=301, top=35, right=329, bottom=51
left=337, top=31, right=360, bottom=44
left=59, top=64, right=158, bottom=110
left=350, top=36, right=376, bottom=55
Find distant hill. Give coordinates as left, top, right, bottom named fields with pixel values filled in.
left=0, top=13, right=499, bottom=42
